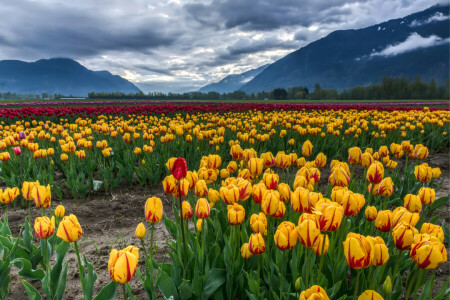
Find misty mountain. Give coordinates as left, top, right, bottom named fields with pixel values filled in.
left=0, top=58, right=140, bottom=96
left=198, top=64, right=269, bottom=93
left=240, top=4, right=449, bottom=93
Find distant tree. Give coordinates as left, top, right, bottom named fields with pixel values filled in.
left=272, top=88, right=288, bottom=100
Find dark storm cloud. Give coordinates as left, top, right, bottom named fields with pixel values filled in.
left=0, top=0, right=179, bottom=59
left=185, top=0, right=363, bottom=31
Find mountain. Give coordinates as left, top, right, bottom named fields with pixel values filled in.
left=240, top=4, right=450, bottom=93
left=199, top=64, right=269, bottom=93
left=0, top=58, right=140, bottom=96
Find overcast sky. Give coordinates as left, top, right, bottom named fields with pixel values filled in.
left=0, top=0, right=445, bottom=93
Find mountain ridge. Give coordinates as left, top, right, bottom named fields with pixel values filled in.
left=0, top=58, right=140, bottom=96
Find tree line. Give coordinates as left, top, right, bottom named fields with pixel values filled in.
left=88, top=76, right=449, bottom=101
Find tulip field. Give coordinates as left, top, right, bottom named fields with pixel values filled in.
left=0, top=102, right=449, bottom=300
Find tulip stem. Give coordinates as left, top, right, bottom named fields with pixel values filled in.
left=178, top=182, right=187, bottom=276
left=150, top=223, right=154, bottom=262
left=353, top=269, right=360, bottom=300
left=4, top=205, right=8, bottom=225
left=257, top=254, right=261, bottom=298
left=122, top=284, right=128, bottom=300
left=74, top=241, right=85, bottom=292
left=28, top=202, right=32, bottom=223
left=413, top=269, right=425, bottom=300
left=305, top=248, right=310, bottom=288
left=280, top=250, right=286, bottom=300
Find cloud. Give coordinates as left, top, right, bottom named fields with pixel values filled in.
left=0, top=0, right=446, bottom=93
left=371, top=32, right=450, bottom=57
left=410, top=11, right=450, bottom=27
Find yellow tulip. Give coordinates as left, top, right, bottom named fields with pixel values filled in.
left=162, top=175, right=177, bottom=194
left=366, top=236, right=389, bottom=266
left=108, top=246, right=139, bottom=283
left=366, top=162, right=384, bottom=184
left=248, top=233, right=265, bottom=255
left=277, top=183, right=291, bottom=202
left=431, top=167, right=441, bottom=179
left=1, top=187, right=19, bottom=204
left=314, top=152, right=327, bottom=168
left=299, top=285, right=330, bottom=300
left=358, top=290, right=384, bottom=300
left=31, top=185, right=51, bottom=209
left=420, top=223, right=444, bottom=243
left=392, top=207, right=419, bottom=227
left=364, top=206, right=377, bottom=221
left=195, top=198, right=210, bottom=219
left=341, top=191, right=365, bottom=216
left=301, top=140, right=313, bottom=157
left=343, top=233, right=372, bottom=269
left=414, top=163, right=432, bottom=183
left=375, top=210, right=393, bottom=232
left=410, top=240, right=447, bottom=269
left=55, top=205, right=65, bottom=218
left=252, top=182, right=267, bottom=204
left=181, top=201, right=193, bottom=220
left=315, top=200, right=344, bottom=232
left=261, top=189, right=280, bottom=216
left=227, top=203, right=245, bottom=225
left=56, top=214, right=82, bottom=243
left=195, top=180, right=208, bottom=197
left=250, top=212, right=267, bottom=236
left=220, top=184, right=240, bottom=205
left=208, top=188, right=220, bottom=204
left=196, top=219, right=203, bottom=231
left=298, top=214, right=321, bottom=248
left=404, top=194, right=422, bottom=213
left=144, top=197, right=163, bottom=223
left=21, top=181, right=40, bottom=201
left=135, top=222, right=146, bottom=239
left=312, top=233, right=329, bottom=256
left=418, top=187, right=435, bottom=205
left=274, top=221, right=297, bottom=250
left=34, top=216, right=55, bottom=239
left=240, top=243, right=253, bottom=259
left=348, top=147, right=362, bottom=165
left=392, top=222, right=419, bottom=250
left=262, top=172, right=279, bottom=190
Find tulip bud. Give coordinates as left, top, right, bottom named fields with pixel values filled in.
left=274, top=221, right=297, bottom=250
left=181, top=201, right=193, bottom=220
left=108, top=246, right=139, bottom=283
left=56, top=214, right=82, bottom=243
left=383, top=276, right=392, bottom=294
left=261, top=189, right=280, bottom=216
left=135, top=222, right=146, bottom=239
left=301, top=140, right=313, bottom=157
left=196, top=219, right=203, bottom=232
left=13, top=146, right=21, bottom=155
left=248, top=233, right=265, bottom=255
left=34, top=216, right=55, bottom=239
left=294, top=277, right=302, bottom=291
left=145, top=197, right=163, bottom=223
left=364, top=206, right=377, bottom=221
left=195, top=198, right=210, bottom=219
left=240, top=243, right=252, bottom=259
left=55, top=205, right=65, bottom=218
